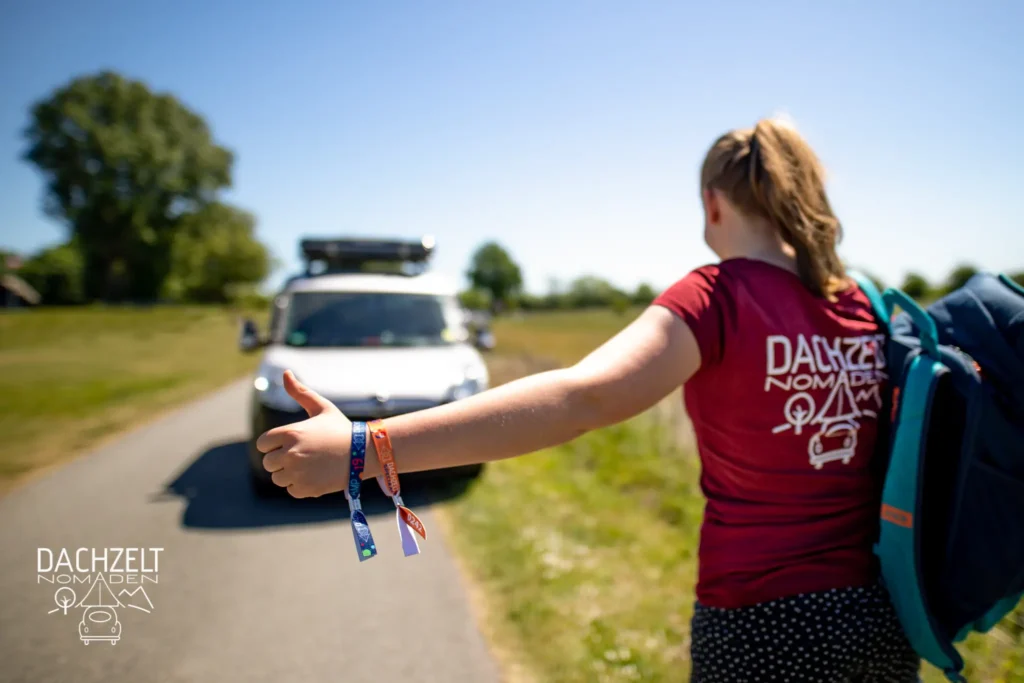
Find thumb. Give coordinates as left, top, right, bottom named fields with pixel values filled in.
left=282, top=370, right=334, bottom=417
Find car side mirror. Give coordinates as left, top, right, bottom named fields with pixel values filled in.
left=473, top=326, right=495, bottom=352
left=239, top=318, right=265, bottom=353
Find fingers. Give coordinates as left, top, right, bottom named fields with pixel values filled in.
left=282, top=370, right=335, bottom=417
left=255, top=427, right=289, bottom=454
left=271, top=468, right=292, bottom=488
left=262, top=447, right=286, bottom=473
left=261, top=444, right=317, bottom=498
left=263, top=450, right=309, bottom=497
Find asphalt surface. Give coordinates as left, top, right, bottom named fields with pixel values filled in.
left=0, top=380, right=501, bottom=683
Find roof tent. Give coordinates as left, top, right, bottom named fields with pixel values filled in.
left=299, top=236, right=436, bottom=276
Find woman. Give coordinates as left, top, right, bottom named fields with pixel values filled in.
left=257, top=118, right=921, bottom=682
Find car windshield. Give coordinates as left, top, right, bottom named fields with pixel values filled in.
left=281, top=291, right=458, bottom=348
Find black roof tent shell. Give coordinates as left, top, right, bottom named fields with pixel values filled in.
left=298, top=236, right=436, bottom=277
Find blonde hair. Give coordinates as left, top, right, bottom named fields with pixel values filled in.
left=700, top=118, right=846, bottom=299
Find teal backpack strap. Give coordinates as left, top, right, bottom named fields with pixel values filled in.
left=848, top=270, right=891, bottom=332
left=876, top=354, right=965, bottom=682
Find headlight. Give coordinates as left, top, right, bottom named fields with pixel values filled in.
left=448, top=378, right=482, bottom=401
left=447, top=364, right=489, bottom=401
left=254, top=367, right=300, bottom=411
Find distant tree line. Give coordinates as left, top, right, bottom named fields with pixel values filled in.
left=894, top=264, right=1024, bottom=302
left=11, top=70, right=271, bottom=306
left=460, top=241, right=655, bottom=315
left=461, top=243, right=1023, bottom=314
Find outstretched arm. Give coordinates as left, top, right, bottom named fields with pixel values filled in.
left=258, top=305, right=700, bottom=498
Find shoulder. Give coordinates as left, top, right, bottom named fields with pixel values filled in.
left=652, top=263, right=739, bottom=367
left=653, top=260, right=758, bottom=309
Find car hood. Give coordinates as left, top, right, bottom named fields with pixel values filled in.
left=259, top=344, right=484, bottom=402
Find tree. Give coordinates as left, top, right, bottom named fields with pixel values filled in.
left=632, top=283, right=656, bottom=305
left=162, top=203, right=270, bottom=303
left=900, top=272, right=931, bottom=301
left=942, top=264, right=979, bottom=295
left=516, top=293, right=544, bottom=311
left=610, top=292, right=630, bottom=315
left=1008, top=271, right=1024, bottom=289
left=22, top=71, right=235, bottom=302
left=563, top=275, right=626, bottom=309
left=466, top=242, right=523, bottom=311
left=19, top=242, right=84, bottom=304
left=458, top=288, right=492, bottom=311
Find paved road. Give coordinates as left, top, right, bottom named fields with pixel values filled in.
left=0, top=380, right=501, bottom=683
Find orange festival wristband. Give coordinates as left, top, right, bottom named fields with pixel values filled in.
left=367, top=420, right=427, bottom=555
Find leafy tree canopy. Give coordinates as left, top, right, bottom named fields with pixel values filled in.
left=467, top=242, right=523, bottom=308
left=23, top=71, right=237, bottom=301
left=941, top=264, right=979, bottom=296
left=632, top=283, right=656, bottom=305
left=164, top=203, right=271, bottom=303
left=18, top=242, right=85, bottom=305
left=900, top=272, right=931, bottom=301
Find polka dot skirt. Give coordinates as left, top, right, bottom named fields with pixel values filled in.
left=690, top=582, right=921, bottom=682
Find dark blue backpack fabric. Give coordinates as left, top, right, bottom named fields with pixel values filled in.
left=851, top=272, right=1024, bottom=682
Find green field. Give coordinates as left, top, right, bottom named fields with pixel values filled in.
left=0, top=305, right=263, bottom=490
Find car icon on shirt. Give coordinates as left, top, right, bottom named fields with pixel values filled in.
left=79, top=606, right=121, bottom=645
left=809, top=421, right=858, bottom=469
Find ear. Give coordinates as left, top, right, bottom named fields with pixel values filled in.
left=702, top=188, right=722, bottom=226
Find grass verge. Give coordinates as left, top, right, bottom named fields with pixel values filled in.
left=0, top=305, right=263, bottom=492
left=435, top=402, right=702, bottom=682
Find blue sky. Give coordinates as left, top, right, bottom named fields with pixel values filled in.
left=1, top=0, right=1021, bottom=295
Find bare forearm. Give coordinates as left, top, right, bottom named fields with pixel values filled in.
left=360, top=367, right=599, bottom=479
left=260, top=307, right=697, bottom=500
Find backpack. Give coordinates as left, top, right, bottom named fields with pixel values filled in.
left=849, top=270, right=1024, bottom=682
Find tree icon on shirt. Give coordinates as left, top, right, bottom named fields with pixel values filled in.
left=49, top=587, right=76, bottom=615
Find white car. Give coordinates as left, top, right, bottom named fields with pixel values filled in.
left=239, top=238, right=490, bottom=495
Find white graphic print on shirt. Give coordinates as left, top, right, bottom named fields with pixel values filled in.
left=764, top=333, right=887, bottom=469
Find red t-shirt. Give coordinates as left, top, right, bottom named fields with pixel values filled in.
left=653, top=258, right=888, bottom=609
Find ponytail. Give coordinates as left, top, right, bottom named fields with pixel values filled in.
left=701, top=118, right=846, bottom=299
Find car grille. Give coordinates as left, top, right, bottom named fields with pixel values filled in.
left=257, top=398, right=446, bottom=433
left=330, top=397, right=444, bottom=421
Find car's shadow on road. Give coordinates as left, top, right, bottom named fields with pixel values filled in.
left=155, top=439, right=482, bottom=530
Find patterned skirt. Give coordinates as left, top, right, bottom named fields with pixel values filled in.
left=689, top=581, right=921, bottom=682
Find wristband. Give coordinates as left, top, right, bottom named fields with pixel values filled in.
left=344, top=422, right=377, bottom=561
left=368, top=420, right=427, bottom=556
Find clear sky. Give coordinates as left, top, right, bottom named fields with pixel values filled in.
left=1, top=0, right=1021, bottom=295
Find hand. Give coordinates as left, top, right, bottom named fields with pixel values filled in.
left=256, top=370, right=352, bottom=498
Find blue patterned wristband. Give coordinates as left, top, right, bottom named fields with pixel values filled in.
left=347, top=421, right=377, bottom=561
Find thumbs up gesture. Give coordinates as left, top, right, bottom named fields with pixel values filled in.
left=256, top=370, right=352, bottom=498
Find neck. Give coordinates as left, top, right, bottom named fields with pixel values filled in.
left=722, top=219, right=798, bottom=274
left=739, top=244, right=798, bottom=273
